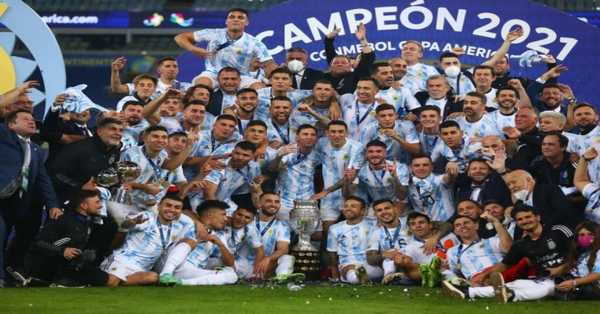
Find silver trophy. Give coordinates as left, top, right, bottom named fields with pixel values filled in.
left=106, top=161, right=141, bottom=205
left=289, top=200, right=320, bottom=252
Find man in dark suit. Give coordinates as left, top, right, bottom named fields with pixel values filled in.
left=414, top=74, right=463, bottom=120
left=454, top=158, right=512, bottom=207
left=286, top=47, right=324, bottom=90
left=0, top=110, right=61, bottom=287
left=206, top=67, right=241, bottom=117
left=504, top=169, right=579, bottom=229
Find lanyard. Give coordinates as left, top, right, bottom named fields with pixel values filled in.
left=421, top=132, right=439, bottom=153
left=290, top=152, right=308, bottom=167
left=256, top=217, right=276, bottom=237
left=272, top=121, right=290, bottom=144
left=237, top=116, right=253, bottom=134
left=355, top=100, right=375, bottom=127
left=456, top=239, right=479, bottom=267
left=230, top=225, right=247, bottom=251
left=383, top=225, right=402, bottom=249
left=156, top=217, right=172, bottom=251
left=370, top=166, right=387, bottom=186
left=235, top=166, right=251, bottom=183
left=143, top=148, right=164, bottom=181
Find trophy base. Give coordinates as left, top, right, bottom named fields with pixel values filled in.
left=291, top=250, right=320, bottom=281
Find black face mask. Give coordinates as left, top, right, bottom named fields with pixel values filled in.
left=579, top=124, right=597, bottom=135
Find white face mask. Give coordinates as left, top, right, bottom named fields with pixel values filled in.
left=444, top=65, right=461, bottom=78
left=513, top=189, right=529, bottom=202
left=287, top=60, right=305, bottom=73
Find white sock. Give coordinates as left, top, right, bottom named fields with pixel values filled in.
left=345, top=270, right=358, bottom=284
left=160, top=242, right=192, bottom=275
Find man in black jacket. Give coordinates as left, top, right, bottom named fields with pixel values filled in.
left=454, top=158, right=512, bottom=207
left=11, top=190, right=107, bottom=287
left=323, top=24, right=375, bottom=95
left=49, top=116, right=123, bottom=204
left=504, top=169, right=581, bottom=229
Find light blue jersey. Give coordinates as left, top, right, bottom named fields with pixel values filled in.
left=356, top=161, right=410, bottom=204
left=221, top=225, right=263, bottom=262
left=419, top=132, right=441, bottom=156
left=400, top=63, right=439, bottom=94
left=186, top=230, right=230, bottom=269
left=111, top=211, right=196, bottom=270
left=327, top=219, right=376, bottom=266
left=238, top=217, right=291, bottom=263
left=276, top=149, right=320, bottom=210
left=204, top=159, right=261, bottom=215
left=488, top=109, right=516, bottom=131
left=289, top=106, right=330, bottom=137
left=315, top=138, right=364, bottom=212
left=192, top=28, right=272, bottom=75
left=358, top=120, right=419, bottom=164
left=266, top=119, right=294, bottom=146
left=367, top=223, right=410, bottom=252
left=570, top=251, right=600, bottom=278
left=121, top=120, right=150, bottom=151
left=446, top=237, right=504, bottom=280
left=408, top=174, right=455, bottom=221
left=446, top=73, right=475, bottom=97
left=451, top=113, right=503, bottom=139
left=255, top=87, right=312, bottom=121
left=582, top=183, right=600, bottom=223
left=120, top=145, right=170, bottom=209
left=340, top=93, right=379, bottom=141
left=376, top=86, right=420, bottom=117
left=184, top=130, right=240, bottom=180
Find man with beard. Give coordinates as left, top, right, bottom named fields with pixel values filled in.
left=414, top=75, right=463, bottom=120
left=206, top=67, right=242, bottom=116
left=102, top=194, right=197, bottom=287
left=340, top=77, right=381, bottom=140
left=451, top=92, right=503, bottom=140
left=323, top=24, right=375, bottom=95
left=407, top=155, right=457, bottom=222
left=570, top=103, right=600, bottom=156
left=115, top=101, right=150, bottom=150
left=327, top=196, right=382, bottom=284
left=503, top=169, right=578, bottom=228
left=266, top=96, right=294, bottom=148
left=238, top=192, right=296, bottom=280
left=487, top=85, right=521, bottom=131
left=460, top=204, right=572, bottom=303
left=346, top=140, right=410, bottom=210
left=527, top=65, right=574, bottom=115
left=528, top=132, right=576, bottom=196
left=269, top=124, right=319, bottom=220
left=200, top=141, right=262, bottom=215
left=358, top=104, right=420, bottom=164
left=455, top=158, right=512, bottom=207
left=229, top=88, right=259, bottom=136
left=177, top=100, right=215, bottom=136
left=255, top=68, right=312, bottom=121
left=290, top=80, right=339, bottom=136
left=371, top=62, right=420, bottom=119
left=389, top=58, right=408, bottom=82
left=398, top=40, right=439, bottom=94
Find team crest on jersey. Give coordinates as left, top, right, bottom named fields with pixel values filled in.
left=547, top=239, right=557, bottom=250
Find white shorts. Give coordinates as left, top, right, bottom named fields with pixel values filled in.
left=193, top=71, right=260, bottom=89
left=100, top=255, right=145, bottom=282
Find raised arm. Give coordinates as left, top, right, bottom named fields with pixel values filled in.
left=110, top=57, right=130, bottom=95
left=482, top=27, right=524, bottom=67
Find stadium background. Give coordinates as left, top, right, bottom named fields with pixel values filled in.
left=3, top=0, right=600, bottom=110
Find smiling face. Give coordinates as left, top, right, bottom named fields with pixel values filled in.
left=260, top=193, right=281, bottom=217
left=463, top=95, right=485, bottom=119
left=158, top=198, right=183, bottom=222
left=218, top=70, right=241, bottom=94
left=236, top=91, right=258, bottom=114
left=342, top=198, right=364, bottom=221
left=419, top=109, right=441, bottom=129
left=270, top=99, right=292, bottom=124
left=372, top=65, right=395, bottom=88
left=573, top=106, right=598, bottom=128
left=373, top=201, right=397, bottom=225
left=366, top=145, right=386, bottom=166
left=409, top=216, right=433, bottom=239
left=144, top=129, right=168, bottom=153
left=539, top=87, right=563, bottom=109
left=389, top=58, right=408, bottom=80
left=183, top=103, right=206, bottom=127
left=513, top=210, right=541, bottom=232
left=427, top=77, right=450, bottom=99
left=410, top=157, right=433, bottom=179
left=96, top=122, right=123, bottom=147
left=327, top=124, right=347, bottom=147
left=473, top=67, right=494, bottom=90
left=497, top=89, right=518, bottom=111
left=453, top=216, right=479, bottom=240
left=231, top=207, right=255, bottom=229
left=356, top=80, right=378, bottom=103
left=467, top=160, right=490, bottom=183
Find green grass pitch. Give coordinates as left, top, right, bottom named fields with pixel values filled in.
left=0, top=285, right=599, bottom=313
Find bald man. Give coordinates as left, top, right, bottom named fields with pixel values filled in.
left=503, top=170, right=580, bottom=228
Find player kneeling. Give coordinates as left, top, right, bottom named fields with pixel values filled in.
left=162, top=200, right=238, bottom=285
left=327, top=196, right=383, bottom=284
left=101, top=193, right=196, bottom=287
